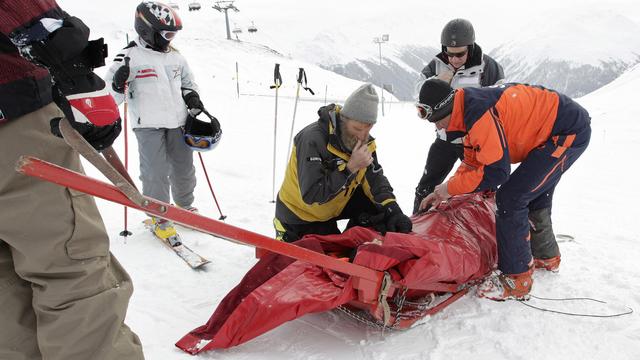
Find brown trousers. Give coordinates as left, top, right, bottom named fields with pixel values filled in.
left=0, top=103, right=144, bottom=360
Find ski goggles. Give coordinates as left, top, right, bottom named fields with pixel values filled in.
left=185, top=134, right=215, bottom=151
left=445, top=49, right=468, bottom=58
left=415, top=103, right=434, bottom=121
left=160, top=30, right=178, bottom=41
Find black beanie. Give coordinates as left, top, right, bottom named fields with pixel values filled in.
left=418, top=79, right=455, bottom=122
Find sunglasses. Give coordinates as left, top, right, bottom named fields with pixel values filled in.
left=160, top=30, right=178, bottom=41
left=445, top=49, right=468, bottom=58
left=415, top=103, right=434, bottom=121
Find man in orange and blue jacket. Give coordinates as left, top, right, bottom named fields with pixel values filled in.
left=416, top=79, right=591, bottom=301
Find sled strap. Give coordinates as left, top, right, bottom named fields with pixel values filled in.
left=377, top=272, right=393, bottom=326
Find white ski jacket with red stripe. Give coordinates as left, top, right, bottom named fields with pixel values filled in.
left=105, top=37, right=199, bottom=129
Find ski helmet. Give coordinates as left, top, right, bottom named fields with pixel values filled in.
left=135, top=1, right=182, bottom=51
left=183, top=110, right=222, bottom=152
left=440, top=18, right=475, bottom=48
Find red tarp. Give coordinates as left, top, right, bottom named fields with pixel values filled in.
left=176, top=193, right=497, bottom=354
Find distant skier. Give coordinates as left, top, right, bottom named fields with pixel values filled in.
left=0, top=1, right=144, bottom=359
left=416, top=79, right=591, bottom=300
left=413, top=18, right=505, bottom=214
left=274, top=83, right=412, bottom=242
left=106, top=1, right=207, bottom=241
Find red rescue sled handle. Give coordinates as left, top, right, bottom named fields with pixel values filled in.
left=16, top=156, right=385, bottom=287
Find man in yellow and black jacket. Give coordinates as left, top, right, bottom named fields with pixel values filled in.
left=275, top=83, right=412, bottom=242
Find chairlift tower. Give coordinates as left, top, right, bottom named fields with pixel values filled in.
left=212, top=1, right=240, bottom=40
left=373, top=34, right=389, bottom=116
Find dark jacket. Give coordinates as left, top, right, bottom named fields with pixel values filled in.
left=276, top=104, right=396, bottom=225
left=421, top=44, right=504, bottom=88
left=0, top=0, right=62, bottom=123
left=413, top=44, right=505, bottom=214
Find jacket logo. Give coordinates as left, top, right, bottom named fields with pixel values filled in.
left=172, top=68, right=181, bottom=79
left=136, top=68, right=158, bottom=79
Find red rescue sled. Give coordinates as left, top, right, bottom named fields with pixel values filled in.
left=16, top=119, right=497, bottom=355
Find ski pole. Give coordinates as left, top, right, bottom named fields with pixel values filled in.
left=285, top=68, right=314, bottom=165
left=119, top=56, right=133, bottom=237
left=269, top=63, right=283, bottom=203
left=198, top=152, right=227, bottom=220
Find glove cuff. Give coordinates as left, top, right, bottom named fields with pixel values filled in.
left=65, top=88, right=120, bottom=126
left=385, top=201, right=402, bottom=216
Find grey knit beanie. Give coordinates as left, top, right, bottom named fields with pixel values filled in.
left=341, top=83, right=379, bottom=124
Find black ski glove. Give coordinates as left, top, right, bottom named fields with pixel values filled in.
left=384, top=202, right=413, bottom=233
left=49, top=86, right=122, bottom=151
left=356, top=202, right=412, bottom=235
left=112, top=64, right=130, bottom=93
left=12, top=16, right=123, bottom=151
left=355, top=211, right=388, bottom=234
left=183, top=91, right=204, bottom=114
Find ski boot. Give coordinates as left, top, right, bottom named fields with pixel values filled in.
left=152, top=218, right=182, bottom=247
left=477, top=268, right=533, bottom=301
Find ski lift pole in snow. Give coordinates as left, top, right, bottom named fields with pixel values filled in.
left=285, top=68, right=314, bottom=166
left=119, top=56, right=133, bottom=238
left=269, top=63, right=283, bottom=203
left=324, top=84, right=328, bottom=105
left=235, top=61, right=240, bottom=98
left=373, top=34, right=389, bottom=116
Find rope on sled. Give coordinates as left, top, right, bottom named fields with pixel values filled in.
left=515, top=294, right=634, bottom=318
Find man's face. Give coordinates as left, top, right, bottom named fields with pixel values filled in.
left=341, top=118, right=374, bottom=150
left=445, top=46, right=468, bottom=69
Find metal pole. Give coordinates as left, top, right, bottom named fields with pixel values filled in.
left=119, top=56, right=133, bottom=237
left=324, top=84, right=328, bottom=105
left=198, top=153, right=227, bottom=220
left=286, top=82, right=301, bottom=164
left=378, top=42, right=385, bottom=116
left=224, top=9, right=231, bottom=40
left=235, top=61, right=240, bottom=98
left=271, top=85, right=279, bottom=203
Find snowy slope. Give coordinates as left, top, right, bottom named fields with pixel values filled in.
left=53, top=1, right=640, bottom=359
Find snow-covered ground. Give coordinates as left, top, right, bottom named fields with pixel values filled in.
left=53, top=1, right=640, bottom=358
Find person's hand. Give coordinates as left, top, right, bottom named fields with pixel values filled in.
left=50, top=86, right=122, bottom=151
left=183, top=91, right=204, bottom=115
left=357, top=202, right=412, bottom=234
left=384, top=202, right=412, bottom=233
left=346, top=140, right=373, bottom=173
left=419, top=182, right=451, bottom=211
left=112, top=62, right=130, bottom=93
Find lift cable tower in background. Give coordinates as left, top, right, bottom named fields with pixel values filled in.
left=213, top=1, right=240, bottom=40
left=373, top=34, right=389, bottom=116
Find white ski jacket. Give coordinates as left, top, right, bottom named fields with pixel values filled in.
left=106, top=38, right=199, bottom=129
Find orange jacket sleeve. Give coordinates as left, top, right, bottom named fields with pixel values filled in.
left=447, top=109, right=510, bottom=195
